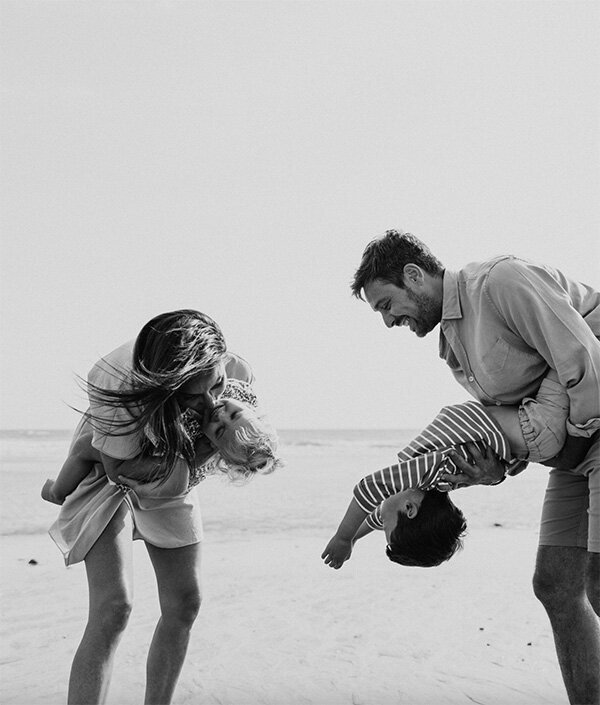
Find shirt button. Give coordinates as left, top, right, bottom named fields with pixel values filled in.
left=468, top=376, right=474, bottom=382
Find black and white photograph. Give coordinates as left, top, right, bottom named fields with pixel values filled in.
left=1, top=1, right=599, bottom=704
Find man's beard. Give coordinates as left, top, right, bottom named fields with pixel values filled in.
left=405, top=288, right=442, bottom=337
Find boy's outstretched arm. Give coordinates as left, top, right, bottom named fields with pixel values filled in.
left=321, top=498, right=368, bottom=570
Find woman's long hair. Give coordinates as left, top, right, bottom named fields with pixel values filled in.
left=86, top=310, right=227, bottom=480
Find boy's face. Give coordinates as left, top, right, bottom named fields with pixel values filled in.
left=203, top=398, right=257, bottom=461
left=380, top=489, right=425, bottom=543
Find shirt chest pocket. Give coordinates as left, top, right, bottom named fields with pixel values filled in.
left=479, top=337, right=543, bottom=390
left=481, top=337, right=511, bottom=375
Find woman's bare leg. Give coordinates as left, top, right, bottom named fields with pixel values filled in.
left=143, top=541, right=202, bottom=705
left=67, top=504, right=133, bottom=705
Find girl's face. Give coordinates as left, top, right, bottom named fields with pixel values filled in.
left=203, top=398, right=257, bottom=458
left=176, top=364, right=227, bottom=414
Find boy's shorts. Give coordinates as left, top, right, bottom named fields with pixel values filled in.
left=538, top=432, right=600, bottom=553
left=517, top=374, right=569, bottom=463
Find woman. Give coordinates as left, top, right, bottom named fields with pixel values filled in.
left=49, top=310, right=262, bottom=705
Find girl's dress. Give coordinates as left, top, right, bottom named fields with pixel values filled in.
left=49, top=343, right=256, bottom=566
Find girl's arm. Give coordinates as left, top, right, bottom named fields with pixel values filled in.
left=43, top=427, right=102, bottom=505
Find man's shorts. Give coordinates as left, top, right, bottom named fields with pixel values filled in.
left=538, top=432, right=600, bottom=553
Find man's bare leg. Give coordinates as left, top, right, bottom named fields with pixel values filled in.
left=533, top=545, right=600, bottom=705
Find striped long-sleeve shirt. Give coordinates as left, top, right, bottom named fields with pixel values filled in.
left=353, top=401, right=514, bottom=530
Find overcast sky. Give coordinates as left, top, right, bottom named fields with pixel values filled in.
left=1, top=0, right=598, bottom=431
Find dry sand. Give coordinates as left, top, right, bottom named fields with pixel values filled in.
left=1, top=438, right=567, bottom=704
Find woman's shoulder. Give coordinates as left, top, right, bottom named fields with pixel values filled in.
left=88, top=340, right=135, bottom=388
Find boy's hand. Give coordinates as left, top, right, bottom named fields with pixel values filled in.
left=321, top=534, right=353, bottom=569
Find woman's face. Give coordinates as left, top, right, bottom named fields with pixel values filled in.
left=176, top=364, right=227, bottom=414
left=203, top=398, right=257, bottom=457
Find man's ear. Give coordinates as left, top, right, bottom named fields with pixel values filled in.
left=403, top=263, right=423, bottom=286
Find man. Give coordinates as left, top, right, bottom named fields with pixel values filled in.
left=351, top=230, right=600, bottom=705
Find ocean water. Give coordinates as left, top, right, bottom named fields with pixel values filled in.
left=0, top=428, right=417, bottom=537
left=0, top=428, right=549, bottom=540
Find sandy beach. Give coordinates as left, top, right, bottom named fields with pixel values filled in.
left=1, top=430, right=566, bottom=704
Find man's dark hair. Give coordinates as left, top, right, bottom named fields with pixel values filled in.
left=386, top=489, right=467, bottom=568
left=351, top=230, right=445, bottom=299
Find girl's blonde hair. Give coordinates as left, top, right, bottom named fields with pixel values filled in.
left=215, top=414, right=283, bottom=483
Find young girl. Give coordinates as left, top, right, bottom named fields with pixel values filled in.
left=42, top=378, right=282, bottom=506
left=322, top=369, right=596, bottom=569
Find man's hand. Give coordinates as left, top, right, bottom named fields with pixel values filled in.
left=321, top=534, right=353, bottom=570
left=439, top=442, right=506, bottom=488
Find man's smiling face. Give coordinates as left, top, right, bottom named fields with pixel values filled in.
left=363, top=276, right=442, bottom=338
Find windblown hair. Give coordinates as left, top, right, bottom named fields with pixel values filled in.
left=86, top=310, right=227, bottom=481
left=215, top=414, right=283, bottom=483
left=386, top=489, right=467, bottom=568
left=351, top=230, right=444, bottom=299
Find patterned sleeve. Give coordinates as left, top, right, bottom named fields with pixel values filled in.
left=353, top=401, right=513, bottom=514
left=366, top=506, right=384, bottom=531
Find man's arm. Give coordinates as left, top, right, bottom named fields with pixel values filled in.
left=487, top=259, right=600, bottom=431
left=539, top=434, right=595, bottom=470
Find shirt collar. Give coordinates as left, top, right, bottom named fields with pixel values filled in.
left=441, top=270, right=463, bottom=320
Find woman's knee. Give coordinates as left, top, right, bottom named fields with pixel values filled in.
left=161, top=588, right=202, bottom=626
left=90, top=594, right=133, bottom=637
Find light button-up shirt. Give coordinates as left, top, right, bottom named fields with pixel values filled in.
left=439, top=256, right=600, bottom=435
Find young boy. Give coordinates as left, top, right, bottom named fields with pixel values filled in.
left=322, top=370, right=579, bottom=569
left=42, top=379, right=281, bottom=505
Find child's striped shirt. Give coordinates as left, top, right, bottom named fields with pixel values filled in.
left=353, top=401, right=515, bottom=530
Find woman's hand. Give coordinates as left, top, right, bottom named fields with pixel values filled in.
left=321, top=534, right=353, bottom=569
left=440, top=443, right=506, bottom=487
left=115, top=468, right=188, bottom=499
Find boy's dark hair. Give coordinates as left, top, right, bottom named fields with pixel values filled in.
left=386, top=489, right=467, bottom=567
left=351, top=230, right=445, bottom=299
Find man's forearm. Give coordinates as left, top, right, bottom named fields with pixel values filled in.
left=540, top=434, right=595, bottom=470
